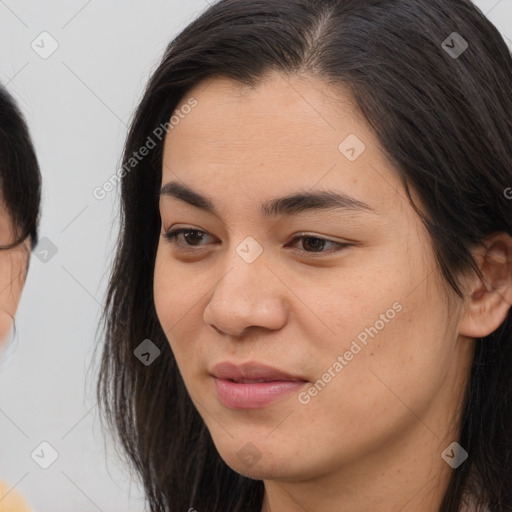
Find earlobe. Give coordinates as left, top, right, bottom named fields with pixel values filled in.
left=459, top=233, right=512, bottom=339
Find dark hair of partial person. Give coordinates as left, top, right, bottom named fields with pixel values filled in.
left=0, top=84, right=41, bottom=251
left=96, top=1, right=512, bottom=510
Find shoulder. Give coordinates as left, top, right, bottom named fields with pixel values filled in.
left=0, top=480, right=33, bottom=512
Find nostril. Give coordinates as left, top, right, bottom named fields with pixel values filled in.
left=210, top=325, right=224, bottom=335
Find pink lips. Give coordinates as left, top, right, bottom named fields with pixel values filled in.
left=210, top=361, right=308, bottom=409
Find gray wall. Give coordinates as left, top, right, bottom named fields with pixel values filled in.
left=0, top=1, right=511, bottom=511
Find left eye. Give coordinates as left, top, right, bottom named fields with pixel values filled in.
left=289, top=235, right=349, bottom=255
left=163, top=228, right=350, bottom=256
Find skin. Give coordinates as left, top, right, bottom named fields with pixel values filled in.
left=0, top=199, right=32, bottom=505
left=0, top=198, right=29, bottom=344
left=153, top=72, right=512, bottom=512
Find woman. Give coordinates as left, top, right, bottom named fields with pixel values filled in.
left=0, top=85, right=41, bottom=510
left=97, top=0, right=512, bottom=510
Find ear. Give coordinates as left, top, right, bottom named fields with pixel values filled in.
left=459, top=232, right=512, bottom=338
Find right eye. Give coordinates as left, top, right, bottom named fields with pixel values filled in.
left=163, top=228, right=215, bottom=250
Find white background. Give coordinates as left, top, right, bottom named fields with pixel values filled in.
left=0, top=1, right=511, bottom=511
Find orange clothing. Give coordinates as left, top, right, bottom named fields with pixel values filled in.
left=0, top=481, right=32, bottom=512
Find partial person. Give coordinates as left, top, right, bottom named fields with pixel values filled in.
left=0, top=84, right=42, bottom=512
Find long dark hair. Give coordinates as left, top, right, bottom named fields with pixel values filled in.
left=0, top=85, right=41, bottom=250
left=97, top=1, right=512, bottom=510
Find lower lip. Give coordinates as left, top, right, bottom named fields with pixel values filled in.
left=213, top=377, right=307, bottom=409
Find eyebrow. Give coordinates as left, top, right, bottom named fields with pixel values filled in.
left=160, top=181, right=377, bottom=217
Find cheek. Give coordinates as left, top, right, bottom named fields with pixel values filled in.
left=0, top=250, right=26, bottom=340
left=153, top=247, right=193, bottom=323
left=153, top=250, right=172, bottom=327
left=304, top=246, right=454, bottom=409
left=334, top=283, right=454, bottom=419
left=290, top=294, right=455, bottom=469
left=153, top=247, right=207, bottom=363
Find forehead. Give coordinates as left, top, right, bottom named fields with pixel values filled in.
left=161, top=73, right=404, bottom=216
left=165, top=72, right=364, bottom=150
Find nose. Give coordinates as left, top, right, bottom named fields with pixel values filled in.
left=203, top=251, right=289, bottom=338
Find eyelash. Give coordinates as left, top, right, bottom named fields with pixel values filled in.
left=163, top=228, right=351, bottom=258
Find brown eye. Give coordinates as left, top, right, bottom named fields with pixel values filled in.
left=300, top=237, right=328, bottom=252
left=164, top=228, right=213, bottom=247
left=287, top=235, right=351, bottom=257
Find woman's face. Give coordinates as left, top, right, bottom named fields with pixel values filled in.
left=0, top=199, right=28, bottom=342
left=154, top=73, right=474, bottom=484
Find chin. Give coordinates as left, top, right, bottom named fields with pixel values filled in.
left=216, top=445, right=308, bottom=482
left=225, top=457, right=285, bottom=481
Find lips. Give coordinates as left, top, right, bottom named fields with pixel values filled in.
left=210, top=361, right=308, bottom=409
left=210, top=361, right=306, bottom=382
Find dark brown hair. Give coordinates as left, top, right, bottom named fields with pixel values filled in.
left=97, top=1, right=512, bottom=510
left=0, top=85, right=41, bottom=250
